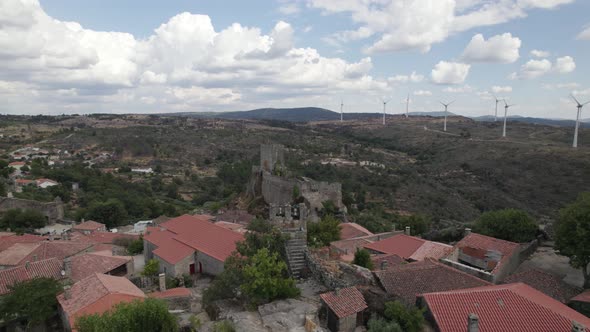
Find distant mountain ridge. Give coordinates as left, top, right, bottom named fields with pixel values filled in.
left=164, top=107, right=589, bottom=127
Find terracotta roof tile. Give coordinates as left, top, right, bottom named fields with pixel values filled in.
left=84, top=232, right=139, bottom=244
left=70, top=253, right=132, bottom=282
left=375, top=259, right=491, bottom=306
left=503, top=268, right=582, bottom=303
left=57, top=273, right=145, bottom=328
left=339, top=223, right=373, bottom=240
left=0, top=258, right=64, bottom=295
left=571, top=290, right=590, bottom=303
left=320, top=286, right=368, bottom=318
left=72, top=221, right=106, bottom=231
left=371, top=253, right=404, bottom=270
left=364, top=234, right=451, bottom=260
left=420, top=283, right=590, bottom=332
left=144, top=228, right=194, bottom=264
left=0, top=243, right=41, bottom=266
left=0, top=234, right=46, bottom=251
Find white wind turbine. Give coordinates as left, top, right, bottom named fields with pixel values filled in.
left=571, top=94, right=590, bottom=148
left=381, top=97, right=391, bottom=125
left=493, top=94, right=501, bottom=122
left=502, top=99, right=515, bottom=138
left=405, top=93, right=410, bottom=118
left=440, top=100, right=454, bottom=132
left=340, top=99, right=344, bottom=123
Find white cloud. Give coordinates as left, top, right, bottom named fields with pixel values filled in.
left=443, top=85, right=473, bottom=93
left=0, top=0, right=395, bottom=114
left=388, top=71, right=424, bottom=83
left=492, top=86, right=512, bottom=93
left=510, top=59, right=552, bottom=80
left=462, top=33, right=521, bottom=63
left=477, top=91, right=493, bottom=100
left=577, top=26, right=590, bottom=40
left=413, top=90, right=432, bottom=96
left=573, top=88, right=590, bottom=97
left=542, top=82, right=579, bottom=90
left=555, top=56, right=576, bottom=73
left=530, top=49, right=550, bottom=57
left=431, top=61, right=471, bottom=85
left=309, top=0, right=572, bottom=53
left=278, top=3, right=301, bottom=15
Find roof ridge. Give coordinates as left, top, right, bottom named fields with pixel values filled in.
left=465, top=232, right=520, bottom=246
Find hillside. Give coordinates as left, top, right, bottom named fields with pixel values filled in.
left=473, top=115, right=590, bottom=128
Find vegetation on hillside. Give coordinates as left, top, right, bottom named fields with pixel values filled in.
left=472, top=209, right=538, bottom=243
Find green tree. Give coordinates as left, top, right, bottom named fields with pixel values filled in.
left=367, top=315, right=403, bottom=332
left=86, top=198, right=128, bottom=228
left=127, top=236, right=144, bottom=255
left=292, top=185, right=300, bottom=201
left=398, top=214, right=431, bottom=236
left=555, top=193, right=590, bottom=288
left=240, top=248, right=300, bottom=307
left=473, top=209, right=538, bottom=243
left=0, top=208, right=47, bottom=233
left=142, top=259, right=160, bottom=276
left=202, top=254, right=246, bottom=306
left=0, top=278, right=63, bottom=328
left=353, top=248, right=374, bottom=270
left=75, top=298, right=177, bottom=332
left=307, top=214, right=341, bottom=247
left=238, top=221, right=287, bottom=259
left=383, top=301, right=425, bottom=332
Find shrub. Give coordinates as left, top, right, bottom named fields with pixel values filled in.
left=383, top=301, right=425, bottom=332
left=473, top=209, right=538, bottom=243
left=353, top=248, right=374, bottom=270
left=142, top=259, right=160, bottom=276
left=307, top=214, right=341, bottom=247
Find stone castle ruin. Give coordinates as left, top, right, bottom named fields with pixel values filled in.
left=0, top=196, right=65, bottom=224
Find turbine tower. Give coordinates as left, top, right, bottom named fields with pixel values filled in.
left=571, top=94, right=590, bottom=148
left=502, top=99, right=515, bottom=138
left=493, top=94, right=501, bottom=122
left=440, top=100, right=454, bottom=132
left=381, top=98, right=391, bottom=125
left=405, top=94, right=410, bottom=118
left=340, top=99, right=344, bottom=123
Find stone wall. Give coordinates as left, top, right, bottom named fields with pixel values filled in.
left=260, top=144, right=285, bottom=173
left=0, top=196, right=64, bottom=224
left=196, top=251, right=224, bottom=276
left=307, top=250, right=374, bottom=290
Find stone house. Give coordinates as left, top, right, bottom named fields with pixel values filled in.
left=143, top=214, right=243, bottom=277
left=71, top=220, right=107, bottom=234
left=320, top=286, right=368, bottom=332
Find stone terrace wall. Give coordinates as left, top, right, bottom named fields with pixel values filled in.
left=307, top=249, right=374, bottom=290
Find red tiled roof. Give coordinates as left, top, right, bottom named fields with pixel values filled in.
left=320, top=286, right=368, bottom=318
left=371, top=253, right=404, bottom=270
left=454, top=233, right=520, bottom=274
left=144, top=228, right=194, bottom=264
left=0, top=234, right=46, bottom=251
left=72, top=220, right=106, bottom=231
left=148, top=214, right=244, bottom=262
left=0, top=241, right=93, bottom=267
left=0, top=243, right=42, bottom=266
left=15, top=179, right=34, bottom=185
left=420, top=283, right=590, bottom=332
left=70, top=253, right=132, bottom=282
left=57, top=273, right=145, bottom=329
left=503, top=268, right=582, bottom=303
left=9, top=162, right=25, bottom=166
left=215, top=221, right=246, bottom=233
left=0, top=258, right=64, bottom=295
left=375, top=259, right=491, bottom=306
left=149, top=287, right=191, bottom=299
left=364, top=234, right=451, bottom=260
left=84, top=232, right=139, bottom=244
left=339, top=223, right=373, bottom=240
left=571, top=290, right=590, bottom=303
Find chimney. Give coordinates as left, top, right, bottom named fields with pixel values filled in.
left=335, top=288, right=340, bottom=296
left=159, top=273, right=166, bottom=292
left=572, top=321, right=586, bottom=332
left=381, top=260, right=388, bottom=270
left=49, top=233, right=54, bottom=241
left=111, top=246, right=117, bottom=256
left=465, top=228, right=472, bottom=236
left=63, top=257, right=72, bottom=277
left=33, top=254, right=37, bottom=261
left=25, top=261, right=30, bottom=269
left=468, top=313, right=479, bottom=332
left=405, top=226, right=411, bottom=235
left=64, top=285, right=71, bottom=300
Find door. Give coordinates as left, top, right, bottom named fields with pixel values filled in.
left=189, top=263, right=195, bottom=275
left=199, top=262, right=203, bottom=274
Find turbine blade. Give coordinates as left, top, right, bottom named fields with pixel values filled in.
left=582, top=101, right=590, bottom=106
left=571, top=94, right=581, bottom=105
left=448, top=100, right=455, bottom=106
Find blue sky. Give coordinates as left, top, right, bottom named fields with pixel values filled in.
left=1, top=0, right=589, bottom=118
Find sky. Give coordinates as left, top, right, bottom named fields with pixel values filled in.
left=1, top=0, right=589, bottom=118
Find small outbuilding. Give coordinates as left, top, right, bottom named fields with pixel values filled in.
left=319, top=286, right=368, bottom=332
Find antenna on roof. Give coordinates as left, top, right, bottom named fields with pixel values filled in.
left=439, top=100, right=455, bottom=132
left=571, top=94, right=590, bottom=148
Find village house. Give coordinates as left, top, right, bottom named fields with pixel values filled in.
left=418, top=283, right=590, bottom=332
left=441, top=231, right=521, bottom=283
left=339, top=222, right=373, bottom=241
left=373, top=258, right=491, bottom=306
left=8, top=161, right=25, bottom=170
left=0, top=241, right=93, bottom=269
left=320, top=286, right=368, bottom=332
left=71, top=220, right=107, bottom=234
left=503, top=268, right=582, bottom=303
left=364, top=232, right=453, bottom=262
left=143, top=214, right=244, bottom=277
left=0, top=257, right=65, bottom=296
left=36, top=178, right=59, bottom=188
left=67, top=251, right=134, bottom=282
left=57, top=273, right=146, bottom=331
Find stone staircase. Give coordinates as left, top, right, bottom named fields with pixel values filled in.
left=285, top=230, right=307, bottom=279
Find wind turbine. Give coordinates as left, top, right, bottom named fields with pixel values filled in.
left=440, top=100, right=454, bottom=132
left=381, top=98, right=391, bottom=125
left=340, top=99, right=344, bottom=123
left=493, top=94, right=501, bottom=122
left=405, top=94, right=410, bottom=118
left=571, top=94, right=590, bottom=148
left=502, top=99, right=515, bottom=138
